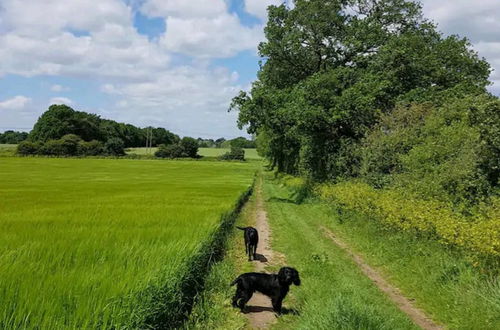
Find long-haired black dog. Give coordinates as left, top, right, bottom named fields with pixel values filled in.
left=237, top=226, right=259, bottom=261
left=231, top=267, right=300, bottom=314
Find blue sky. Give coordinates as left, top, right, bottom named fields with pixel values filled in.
left=0, top=0, right=499, bottom=138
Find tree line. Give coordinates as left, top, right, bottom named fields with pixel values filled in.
left=14, top=104, right=255, bottom=159
left=231, top=0, right=499, bottom=207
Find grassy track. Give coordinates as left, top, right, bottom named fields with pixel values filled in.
left=0, top=157, right=256, bottom=328
left=127, top=147, right=262, bottom=160
left=268, top=175, right=499, bottom=329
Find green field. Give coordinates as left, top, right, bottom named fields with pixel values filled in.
left=0, top=157, right=256, bottom=328
left=127, top=147, right=262, bottom=160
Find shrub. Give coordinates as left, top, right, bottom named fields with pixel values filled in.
left=17, top=141, right=42, bottom=155
left=219, top=146, right=245, bottom=161
left=318, top=182, right=500, bottom=261
left=180, top=137, right=199, bottom=158
left=41, top=139, right=67, bottom=156
left=78, top=140, right=103, bottom=156
left=104, top=138, right=125, bottom=156
left=155, top=144, right=185, bottom=158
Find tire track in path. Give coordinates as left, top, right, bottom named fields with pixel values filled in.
left=321, top=226, right=443, bottom=330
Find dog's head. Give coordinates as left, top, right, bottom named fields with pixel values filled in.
left=278, top=267, right=301, bottom=286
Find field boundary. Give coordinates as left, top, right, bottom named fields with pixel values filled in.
left=321, top=226, right=443, bottom=330
left=130, top=180, right=256, bottom=329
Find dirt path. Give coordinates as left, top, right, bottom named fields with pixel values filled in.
left=321, top=226, right=443, bottom=330
left=244, top=180, right=277, bottom=329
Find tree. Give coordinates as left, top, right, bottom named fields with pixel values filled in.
left=180, top=137, right=199, bottom=158
left=104, top=138, right=125, bottom=156
left=219, top=146, right=245, bottom=161
left=231, top=0, right=491, bottom=180
left=0, top=131, right=28, bottom=144
left=17, top=141, right=42, bottom=155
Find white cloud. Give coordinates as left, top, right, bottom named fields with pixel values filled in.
left=141, top=0, right=227, bottom=18
left=244, top=0, right=282, bottom=20
left=420, top=0, right=500, bottom=95
left=161, top=13, right=263, bottom=58
left=0, top=96, right=31, bottom=110
left=50, top=84, right=69, bottom=92
left=49, top=97, right=73, bottom=106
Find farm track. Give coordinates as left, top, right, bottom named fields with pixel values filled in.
left=321, top=226, right=443, bottom=330
left=244, top=178, right=279, bottom=329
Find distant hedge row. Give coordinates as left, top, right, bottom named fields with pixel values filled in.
left=17, top=134, right=125, bottom=157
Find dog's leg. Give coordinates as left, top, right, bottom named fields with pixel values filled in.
left=253, top=243, right=257, bottom=261
left=272, top=297, right=283, bottom=314
left=232, top=287, right=244, bottom=308
left=238, top=291, right=253, bottom=311
left=247, top=243, right=252, bottom=261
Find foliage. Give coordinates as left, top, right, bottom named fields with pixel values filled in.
left=78, top=140, right=104, bottom=156
left=219, top=146, right=245, bottom=161
left=155, top=138, right=199, bottom=159
left=180, top=137, right=199, bottom=158
left=360, top=96, right=499, bottom=205
left=104, top=137, right=125, bottom=156
left=318, top=182, right=500, bottom=261
left=231, top=0, right=491, bottom=181
left=0, top=130, right=28, bottom=144
left=29, top=104, right=179, bottom=148
left=155, top=144, right=185, bottom=158
left=16, top=141, right=42, bottom=155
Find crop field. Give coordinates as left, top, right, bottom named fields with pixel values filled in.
left=0, top=157, right=256, bottom=328
left=127, top=147, right=262, bottom=160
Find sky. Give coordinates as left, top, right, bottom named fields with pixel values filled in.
left=0, top=0, right=499, bottom=138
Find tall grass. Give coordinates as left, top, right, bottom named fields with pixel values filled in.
left=0, top=157, right=256, bottom=328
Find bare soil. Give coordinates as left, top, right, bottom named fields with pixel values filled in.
left=244, top=181, right=277, bottom=329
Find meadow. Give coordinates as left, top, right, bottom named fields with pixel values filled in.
left=127, top=147, right=262, bottom=160
left=0, top=157, right=256, bottom=328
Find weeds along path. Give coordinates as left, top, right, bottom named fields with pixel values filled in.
left=245, top=176, right=279, bottom=329
left=321, top=226, right=443, bottom=330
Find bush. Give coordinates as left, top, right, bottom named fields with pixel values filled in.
left=78, top=140, right=103, bottom=156
left=17, top=141, right=42, bottom=155
left=219, top=146, right=245, bottom=161
left=180, top=137, right=199, bottom=158
left=318, top=182, right=500, bottom=261
left=41, top=139, right=67, bottom=156
left=104, top=138, right=125, bottom=156
left=155, top=144, right=185, bottom=158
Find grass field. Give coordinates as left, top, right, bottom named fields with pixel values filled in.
left=0, top=157, right=256, bottom=328
left=127, top=147, right=262, bottom=160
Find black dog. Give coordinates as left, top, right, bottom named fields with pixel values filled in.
left=231, top=267, right=300, bottom=314
left=237, top=226, right=258, bottom=261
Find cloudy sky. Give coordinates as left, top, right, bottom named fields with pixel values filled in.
left=0, top=0, right=499, bottom=138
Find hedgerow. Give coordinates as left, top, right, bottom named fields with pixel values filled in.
left=317, top=181, right=500, bottom=262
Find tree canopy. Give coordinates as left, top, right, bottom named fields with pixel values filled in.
left=231, top=0, right=491, bottom=181
left=29, top=105, right=180, bottom=148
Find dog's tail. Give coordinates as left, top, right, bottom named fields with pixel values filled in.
left=230, top=276, right=242, bottom=286
left=236, top=226, right=247, bottom=231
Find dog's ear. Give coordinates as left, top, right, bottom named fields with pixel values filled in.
left=277, top=267, right=288, bottom=284
left=292, top=268, right=301, bottom=286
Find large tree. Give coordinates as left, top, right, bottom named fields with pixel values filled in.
left=231, top=0, right=490, bottom=180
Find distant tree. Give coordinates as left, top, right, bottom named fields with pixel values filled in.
left=215, top=138, right=226, bottom=148
left=0, top=131, right=29, bottom=144
left=180, top=137, right=199, bottom=158
left=219, top=146, right=245, bottom=161
left=104, top=137, right=125, bottom=156
left=155, top=144, right=185, bottom=158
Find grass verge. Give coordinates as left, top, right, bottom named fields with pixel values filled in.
left=262, top=174, right=418, bottom=329
left=276, top=174, right=499, bottom=329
